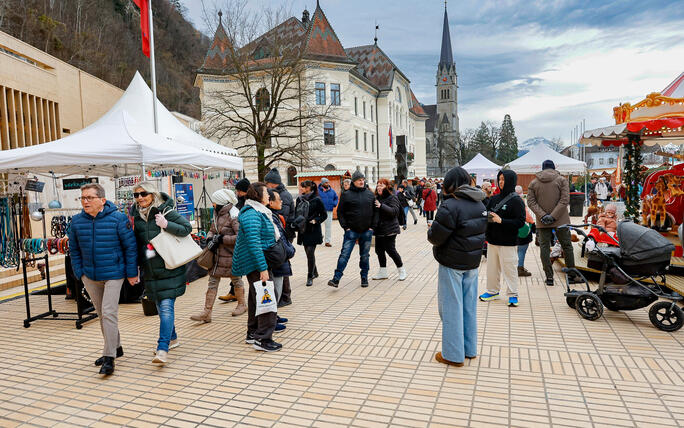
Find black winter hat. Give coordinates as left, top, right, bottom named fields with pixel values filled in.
left=351, top=170, right=365, bottom=182
left=235, top=178, right=250, bottom=192
left=542, top=160, right=556, bottom=170
left=264, top=168, right=283, bottom=185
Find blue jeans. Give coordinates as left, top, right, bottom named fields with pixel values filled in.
left=438, top=265, right=478, bottom=362
left=156, top=298, right=177, bottom=352
left=333, top=229, right=373, bottom=281
left=517, top=243, right=529, bottom=267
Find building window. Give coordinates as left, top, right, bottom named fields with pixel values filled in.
left=370, top=105, right=374, bottom=122
left=363, top=101, right=366, bottom=119
left=0, top=85, right=61, bottom=149
left=372, top=167, right=376, bottom=182
left=608, top=157, right=615, bottom=165
left=364, top=166, right=369, bottom=181
left=330, top=83, right=340, bottom=105
left=364, top=132, right=367, bottom=151
left=396, top=88, right=402, bottom=103
left=287, top=166, right=297, bottom=186
left=354, top=97, right=358, bottom=116
left=315, top=82, right=326, bottom=105
left=371, top=135, right=375, bottom=152
left=255, top=88, right=270, bottom=111
left=325, top=163, right=336, bottom=171
left=324, top=121, right=335, bottom=145
left=355, top=130, right=359, bottom=150
left=599, top=158, right=604, bottom=165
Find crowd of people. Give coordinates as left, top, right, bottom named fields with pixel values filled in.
left=69, top=159, right=580, bottom=374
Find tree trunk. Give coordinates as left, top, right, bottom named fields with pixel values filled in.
left=257, top=140, right=266, bottom=181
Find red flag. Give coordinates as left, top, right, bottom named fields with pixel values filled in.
left=389, top=125, right=393, bottom=149
left=132, top=0, right=150, bottom=58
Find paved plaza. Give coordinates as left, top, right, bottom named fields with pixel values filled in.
left=0, top=220, right=683, bottom=428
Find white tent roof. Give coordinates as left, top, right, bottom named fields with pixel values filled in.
left=462, top=153, right=501, bottom=184
left=506, top=144, right=586, bottom=174
left=0, top=72, right=242, bottom=176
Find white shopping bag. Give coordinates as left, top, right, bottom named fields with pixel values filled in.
left=253, top=280, right=278, bottom=316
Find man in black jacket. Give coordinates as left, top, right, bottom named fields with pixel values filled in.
left=265, top=168, right=295, bottom=306
left=479, top=170, right=526, bottom=307
left=328, top=170, right=378, bottom=288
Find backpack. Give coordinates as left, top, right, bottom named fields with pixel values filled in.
left=294, top=198, right=310, bottom=233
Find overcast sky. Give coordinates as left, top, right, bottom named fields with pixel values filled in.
left=181, top=0, right=684, bottom=144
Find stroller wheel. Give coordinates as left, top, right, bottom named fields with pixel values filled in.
left=649, top=301, right=684, bottom=332
left=575, top=292, right=604, bottom=321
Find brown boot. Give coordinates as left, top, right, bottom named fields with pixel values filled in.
left=190, top=287, right=218, bottom=323
left=231, top=285, right=247, bottom=317
left=218, top=293, right=237, bottom=302
left=517, top=266, right=532, bottom=277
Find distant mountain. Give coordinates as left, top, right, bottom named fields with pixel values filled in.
left=517, top=137, right=561, bottom=157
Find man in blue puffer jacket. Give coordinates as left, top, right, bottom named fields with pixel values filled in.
left=68, top=183, right=138, bottom=376
left=318, top=178, right=338, bottom=247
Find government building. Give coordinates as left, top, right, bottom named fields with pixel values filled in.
left=195, top=2, right=429, bottom=184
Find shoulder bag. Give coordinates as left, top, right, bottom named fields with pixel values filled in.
left=150, top=208, right=202, bottom=269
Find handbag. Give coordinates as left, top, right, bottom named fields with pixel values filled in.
left=264, top=238, right=288, bottom=269
left=518, top=223, right=531, bottom=238
left=141, top=295, right=158, bottom=316
left=150, top=209, right=203, bottom=269
left=253, top=280, right=277, bottom=316
left=196, top=247, right=215, bottom=270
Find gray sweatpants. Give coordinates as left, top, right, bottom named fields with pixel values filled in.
left=82, top=276, right=124, bottom=357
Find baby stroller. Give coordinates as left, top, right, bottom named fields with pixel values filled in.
left=561, top=221, right=683, bottom=332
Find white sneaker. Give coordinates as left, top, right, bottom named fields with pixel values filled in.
left=152, top=350, right=167, bottom=365
left=398, top=267, right=407, bottom=281
left=372, top=267, right=389, bottom=280
left=152, top=339, right=179, bottom=354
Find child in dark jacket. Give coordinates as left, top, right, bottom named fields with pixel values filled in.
left=267, top=189, right=295, bottom=331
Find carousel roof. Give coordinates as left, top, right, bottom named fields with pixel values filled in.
left=581, top=71, right=684, bottom=146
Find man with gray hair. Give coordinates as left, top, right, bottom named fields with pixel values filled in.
left=68, top=183, right=138, bottom=376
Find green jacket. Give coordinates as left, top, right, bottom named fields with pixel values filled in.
left=132, top=193, right=192, bottom=302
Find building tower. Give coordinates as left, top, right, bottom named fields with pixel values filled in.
left=435, top=4, right=459, bottom=138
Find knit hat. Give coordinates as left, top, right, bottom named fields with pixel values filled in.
left=320, top=177, right=329, bottom=184
left=542, top=160, right=555, bottom=170
left=212, top=189, right=237, bottom=206
left=235, top=178, right=250, bottom=192
left=264, top=168, right=282, bottom=185
left=351, top=170, right=365, bottom=182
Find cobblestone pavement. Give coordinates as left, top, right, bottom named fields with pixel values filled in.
left=0, top=220, right=683, bottom=427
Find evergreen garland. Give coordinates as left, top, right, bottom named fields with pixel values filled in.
left=623, top=137, right=643, bottom=220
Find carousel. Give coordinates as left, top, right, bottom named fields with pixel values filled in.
left=568, top=72, right=684, bottom=312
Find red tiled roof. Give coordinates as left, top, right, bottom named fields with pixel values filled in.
left=201, top=22, right=232, bottom=71
left=304, top=5, right=348, bottom=61
left=410, top=91, right=427, bottom=116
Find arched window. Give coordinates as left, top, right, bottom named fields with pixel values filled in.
left=396, top=88, right=402, bottom=103
left=324, top=164, right=336, bottom=171
left=256, top=88, right=270, bottom=111
left=287, top=166, right=297, bottom=186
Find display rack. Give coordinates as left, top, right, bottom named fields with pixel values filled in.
left=15, top=187, right=96, bottom=329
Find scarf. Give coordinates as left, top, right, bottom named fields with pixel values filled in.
left=245, top=199, right=281, bottom=241
left=137, top=197, right=164, bottom=222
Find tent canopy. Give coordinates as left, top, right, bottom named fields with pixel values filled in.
left=462, top=153, right=501, bottom=184
left=0, top=72, right=242, bottom=176
left=505, top=144, right=586, bottom=174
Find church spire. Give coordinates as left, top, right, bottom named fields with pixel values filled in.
left=439, top=5, right=454, bottom=69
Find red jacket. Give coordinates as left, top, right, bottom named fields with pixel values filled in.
left=422, top=188, right=438, bottom=211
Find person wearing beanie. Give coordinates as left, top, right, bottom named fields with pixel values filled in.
left=191, top=189, right=246, bottom=323
left=428, top=166, right=487, bottom=367
left=219, top=178, right=250, bottom=303
left=317, top=177, right=339, bottom=247
left=264, top=168, right=296, bottom=307
left=478, top=170, right=526, bottom=307
left=328, top=170, right=378, bottom=288
left=528, top=160, right=580, bottom=286
left=131, top=181, right=192, bottom=365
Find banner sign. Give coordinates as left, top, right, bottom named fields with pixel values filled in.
left=174, top=183, right=195, bottom=221
left=63, top=177, right=98, bottom=190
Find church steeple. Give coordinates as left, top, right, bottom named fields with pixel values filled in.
left=439, top=5, right=454, bottom=70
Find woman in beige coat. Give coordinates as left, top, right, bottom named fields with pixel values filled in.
left=190, top=189, right=246, bottom=322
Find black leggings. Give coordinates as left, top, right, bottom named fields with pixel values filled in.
left=375, top=235, right=403, bottom=268
left=304, top=245, right=318, bottom=278
left=426, top=211, right=434, bottom=221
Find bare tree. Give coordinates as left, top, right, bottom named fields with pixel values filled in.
left=199, top=0, right=338, bottom=180
left=548, top=137, right=566, bottom=152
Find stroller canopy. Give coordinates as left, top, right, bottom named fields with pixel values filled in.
left=618, top=221, right=675, bottom=261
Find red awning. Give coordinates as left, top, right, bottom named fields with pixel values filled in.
left=626, top=117, right=684, bottom=132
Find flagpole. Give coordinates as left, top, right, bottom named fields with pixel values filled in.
left=141, top=0, right=158, bottom=178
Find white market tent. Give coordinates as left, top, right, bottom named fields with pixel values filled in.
left=506, top=144, right=586, bottom=174
left=0, top=72, right=242, bottom=176
left=462, top=153, right=501, bottom=184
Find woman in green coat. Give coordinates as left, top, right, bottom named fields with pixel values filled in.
left=132, top=181, right=192, bottom=365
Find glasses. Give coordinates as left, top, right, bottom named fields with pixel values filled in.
left=133, top=192, right=150, bottom=198
left=79, top=196, right=100, bottom=202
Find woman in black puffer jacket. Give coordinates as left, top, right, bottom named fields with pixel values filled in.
left=428, top=166, right=487, bottom=367
left=372, top=178, right=406, bottom=281
left=294, top=180, right=327, bottom=286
